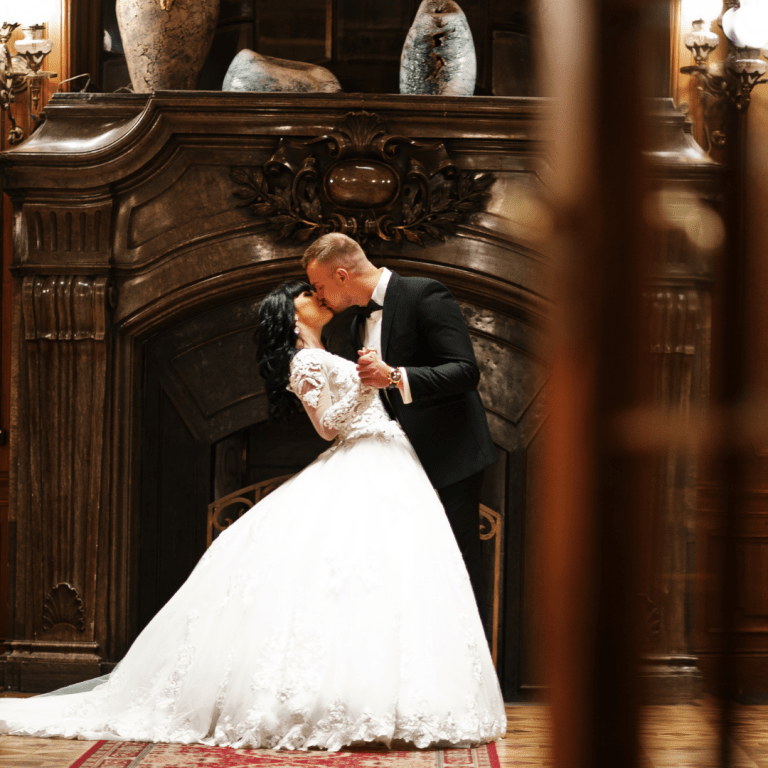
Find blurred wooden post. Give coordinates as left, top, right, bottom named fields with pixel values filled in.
left=710, top=87, right=751, bottom=768
left=538, top=0, right=657, bottom=765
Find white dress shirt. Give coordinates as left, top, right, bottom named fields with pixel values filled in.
left=363, top=268, right=413, bottom=405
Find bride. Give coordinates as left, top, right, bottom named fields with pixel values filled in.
left=0, top=282, right=506, bottom=751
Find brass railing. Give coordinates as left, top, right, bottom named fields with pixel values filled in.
left=206, top=474, right=294, bottom=548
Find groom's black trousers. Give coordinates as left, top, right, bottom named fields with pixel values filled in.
left=437, top=470, right=484, bottom=610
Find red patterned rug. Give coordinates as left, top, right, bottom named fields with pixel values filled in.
left=69, top=740, right=501, bottom=768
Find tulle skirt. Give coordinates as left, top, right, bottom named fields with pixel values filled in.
left=0, top=432, right=506, bottom=750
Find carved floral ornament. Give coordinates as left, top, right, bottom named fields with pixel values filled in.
left=231, top=111, right=493, bottom=247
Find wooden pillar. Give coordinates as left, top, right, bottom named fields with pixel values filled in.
left=3, top=197, right=116, bottom=690
left=538, top=0, right=658, bottom=765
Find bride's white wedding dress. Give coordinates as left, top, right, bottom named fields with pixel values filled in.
left=0, top=348, right=506, bottom=750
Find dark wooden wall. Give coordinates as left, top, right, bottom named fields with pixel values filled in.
left=696, top=448, right=768, bottom=699
left=0, top=193, right=10, bottom=645
left=0, top=91, right=725, bottom=701
left=0, top=92, right=561, bottom=696
left=4, top=0, right=768, bottom=710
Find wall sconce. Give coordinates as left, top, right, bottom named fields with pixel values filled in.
left=682, top=0, right=723, bottom=62
left=15, top=25, right=56, bottom=119
left=0, top=0, right=57, bottom=146
left=681, top=0, right=768, bottom=140
left=721, top=0, right=768, bottom=106
left=0, top=20, right=24, bottom=145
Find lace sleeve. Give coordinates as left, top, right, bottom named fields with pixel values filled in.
left=288, top=351, right=326, bottom=409
left=288, top=350, right=379, bottom=441
left=319, top=381, right=378, bottom=434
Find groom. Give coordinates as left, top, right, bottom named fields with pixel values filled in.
left=302, top=233, right=497, bottom=607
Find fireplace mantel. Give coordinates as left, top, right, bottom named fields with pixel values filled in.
left=0, top=93, right=720, bottom=699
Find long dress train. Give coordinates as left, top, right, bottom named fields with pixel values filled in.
left=0, top=348, right=506, bottom=750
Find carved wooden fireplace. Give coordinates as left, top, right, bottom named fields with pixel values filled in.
left=0, top=92, right=719, bottom=700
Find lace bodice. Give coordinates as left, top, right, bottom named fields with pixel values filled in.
left=288, top=349, right=403, bottom=446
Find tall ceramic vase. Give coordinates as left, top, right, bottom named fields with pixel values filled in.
left=400, top=0, right=476, bottom=96
left=117, top=0, right=219, bottom=92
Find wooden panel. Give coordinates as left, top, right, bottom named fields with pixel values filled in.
left=67, top=0, right=99, bottom=93
left=0, top=190, right=12, bottom=646
left=255, top=0, right=329, bottom=62
left=740, top=540, right=768, bottom=617
left=519, top=415, right=547, bottom=693
left=696, top=470, right=768, bottom=697
left=332, top=0, right=413, bottom=93
left=20, top=276, right=112, bottom=642
left=199, top=0, right=257, bottom=90
left=138, top=380, right=209, bottom=633
left=0, top=471, right=7, bottom=644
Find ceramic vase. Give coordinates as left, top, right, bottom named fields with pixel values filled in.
left=223, top=50, right=342, bottom=93
left=117, top=0, right=219, bottom=92
left=400, top=0, right=476, bottom=96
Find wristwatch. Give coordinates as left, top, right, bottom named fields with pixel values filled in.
left=387, top=366, right=403, bottom=390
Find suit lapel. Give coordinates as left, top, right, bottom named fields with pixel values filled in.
left=381, top=271, right=401, bottom=362
left=350, top=312, right=363, bottom=351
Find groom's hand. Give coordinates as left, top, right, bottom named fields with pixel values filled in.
left=357, top=349, right=391, bottom=389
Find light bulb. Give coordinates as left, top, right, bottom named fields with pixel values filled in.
left=0, top=0, right=20, bottom=25
left=722, top=2, right=768, bottom=49
left=681, top=0, right=723, bottom=24
left=15, top=0, right=58, bottom=27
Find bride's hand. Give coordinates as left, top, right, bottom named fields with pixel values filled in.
left=358, top=347, right=378, bottom=364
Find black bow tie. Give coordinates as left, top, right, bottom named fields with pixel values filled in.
left=357, top=300, right=383, bottom=320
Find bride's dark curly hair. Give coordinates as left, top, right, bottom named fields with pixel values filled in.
left=255, top=281, right=313, bottom=422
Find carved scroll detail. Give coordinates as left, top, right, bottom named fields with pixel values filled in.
left=22, top=275, right=114, bottom=639
left=22, top=276, right=115, bottom=341
left=479, top=504, right=502, bottom=667
left=43, top=583, right=85, bottom=632
left=231, top=110, right=494, bottom=247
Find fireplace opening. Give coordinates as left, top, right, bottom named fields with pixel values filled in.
left=133, top=289, right=530, bottom=686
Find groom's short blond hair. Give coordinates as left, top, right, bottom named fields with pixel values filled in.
left=301, top=233, right=368, bottom=273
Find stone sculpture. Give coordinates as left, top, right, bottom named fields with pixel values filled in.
left=117, top=0, right=219, bottom=92
left=400, top=0, right=476, bottom=96
left=222, top=50, right=342, bottom=93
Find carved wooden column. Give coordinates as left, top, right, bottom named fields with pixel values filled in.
left=5, top=274, right=114, bottom=690
left=637, top=158, right=722, bottom=700
left=638, top=287, right=706, bottom=700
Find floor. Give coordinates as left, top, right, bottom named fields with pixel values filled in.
left=499, top=700, right=768, bottom=768
left=0, top=700, right=766, bottom=767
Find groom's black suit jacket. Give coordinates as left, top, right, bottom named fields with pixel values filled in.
left=351, top=271, right=497, bottom=490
